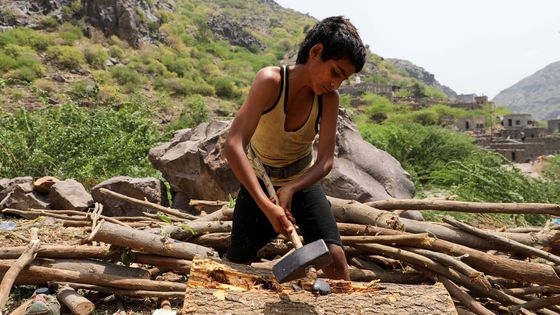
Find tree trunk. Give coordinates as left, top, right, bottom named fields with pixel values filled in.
left=32, top=258, right=150, bottom=279
left=366, top=199, right=560, bottom=215
left=328, top=197, right=404, bottom=230
left=182, top=258, right=456, bottom=314
left=56, top=286, right=95, bottom=315
left=0, top=262, right=186, bottom=291
left=90, top=221, right=219, bottom=259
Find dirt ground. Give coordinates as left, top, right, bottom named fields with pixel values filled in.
left=1, top=217, right=185, bottom=314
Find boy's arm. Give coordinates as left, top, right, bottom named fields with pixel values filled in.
left=276, top=91, right=339, bottom=212
left=224, top=67, right=294, bottom=236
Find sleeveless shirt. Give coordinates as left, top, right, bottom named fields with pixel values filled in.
left=250, top=65, right=322, bottom=186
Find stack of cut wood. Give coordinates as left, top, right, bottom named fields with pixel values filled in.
left=2, top=189, right=560, bottom=314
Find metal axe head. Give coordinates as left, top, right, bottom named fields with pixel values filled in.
left=272, top=239, right=332, bottom=283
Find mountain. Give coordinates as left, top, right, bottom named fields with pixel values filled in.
left=493, top=61, right=560, bottom=120
left=387, top=58, right=458, bottom=99
left=0, top=0, right=441, bottom=120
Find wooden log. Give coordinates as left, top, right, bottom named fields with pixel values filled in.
left=57, top=283, right=185, bottom=298
left=2, top=208, right=132, bottom=227
left=0, top=238, right=40, bottom=310
left=56, top=286, right=95, bottom=315
left=32, top=258, right=151, bottom=279
left=348, top=257, right=430, bottom=284
left=0, top=245, right=192, bottom=274
left=188, top=232, right=230, bottom=253
left=437, top=275, right=494, bottom=315
left=98, top=188, right=197, bottom=220
left=382, top=236, right=560, bottom=287
left=0, top=262, right=186, bottom=291
left=340, top=233, right=429, bottom=244
left=366, top=199, right=560, bottom=215
left=353, top=243, right=532, bottom=308
left=183, top=257, right=455, bottom=314
left=443, top=216, right=560, bottom=265
left=90, top=221, right=219, bottom=259
left=191, top=206, right=233, bottom=222
left=511, top=295, right=560, bottom=314
left=328, top=197, right=404, bottom=230
left=503, top=286, right=560, bottom=297
left=337, top=222, right=405, bottom=236
left=160, top=221, right=232, bottom=240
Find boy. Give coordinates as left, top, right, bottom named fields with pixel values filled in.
left=224, top=16, right=366, bottom=280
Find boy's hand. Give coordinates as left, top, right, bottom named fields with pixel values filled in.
left=276, top=186, right=296, bottom=225
left=263, top=202, right=293, bottom=237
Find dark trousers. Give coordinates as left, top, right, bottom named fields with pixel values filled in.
left=226, top=179, right=342, bottom=263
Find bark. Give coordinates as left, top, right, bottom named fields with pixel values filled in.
left=90, top=221, right=219, bottom=259
left=188, top=233, right=230, bottom=253
left=191, top=207, right=233, bottom=222
left=160, top=221, right=232, bottom=240
left=0, top=262, right=186, bottom=291
left=443, top=216, right=560, bottom=265
left=511, top=295, right=560, bottom=314
left=57, top=283, right=185, bottom=298
left=98, top=188, right=197, bottom=220
left=56, top=286, right=95, bottom=315
left=183, top=258, right=455, bottom=314
left=182, top=285, right=456, bottom=314
left=0, top=240, right=40, bottom=310
left=328, top=197, right=404, bottom=230
left=2, top=208, right=132, bottom=227
left=0, top=245, right=193, bottom=275
left=437, top=275, right=494, bottom=315
left=340, top=233, right=429, bottom=244
left=385, top=237, right=560, bottom=286
left=32, top=258, right=151, bottom=279
left=348, top=257, right=430, bottom=284
left=366, top=199, right=560, bottom=215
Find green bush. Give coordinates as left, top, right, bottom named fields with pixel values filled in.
left=1, top=51, right=45, bottom=82
left=46, top=45, right=85, bottom=70
left=0, top=28, right=54, bottom=51
left=167, top=95, right=209, bottom=130
left=212, top=76, right=239, bottom=99
left=110, top=65, right=145, bottom=91
left=109, top=45, right=125, bottom=59
left=84, top=44, right=109, bottom=69
left=0, top=103, right=165, bottom=188
left=58, top=23, right=83, bottom=44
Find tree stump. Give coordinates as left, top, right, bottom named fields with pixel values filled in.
left=182, top=258, right=456, bottom=314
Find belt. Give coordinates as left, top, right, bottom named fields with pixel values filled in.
left=262, top=153, right=313, bottom=179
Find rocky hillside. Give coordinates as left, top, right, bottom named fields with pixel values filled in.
left=0, top=0, right=448, bottom=121
left=493, top=61, right=560, bottom=120
left=387, top=58, right=458, bottom=99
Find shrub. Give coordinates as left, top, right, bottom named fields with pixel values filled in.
left=0, top=103, right=164, bottom=188
left=46, top=45, right=85, bottom=70
left=110, top=65, right=145, bottom=92
left=212, top=76, right=239, bottom=99
left=84, top=44, right=109, bottom=69
left=167, top=95, right=208, bottom=130
left=109, top=45, right=125, bottom=59
left=34, top=79, right=56, bottom=93
left=0, top=28, right=54, bottom=51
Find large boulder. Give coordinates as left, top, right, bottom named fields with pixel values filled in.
left=91, top=176, right=169, bottom=217
left=321, top=111, right=415, bottom=201
left=0, top=183, right=50, bottom=210
left=49, top=179, right=93, bottom=211
left=149, top=120, right=238, bottom=203
left=149, top=112, right=415, bottom=205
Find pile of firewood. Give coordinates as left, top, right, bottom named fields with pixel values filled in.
left=2, top=188, right=560, bottom=314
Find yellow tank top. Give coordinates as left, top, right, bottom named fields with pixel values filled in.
left=250, top=65, right=322, bottom=186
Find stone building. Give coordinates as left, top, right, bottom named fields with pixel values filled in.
left=548, top=119, right=560, bottom=133
left=501, top=114, right=535, bottom=128
left=339, top=82, right=396, bottom=99
left=456, top=116, right=485, bottom=132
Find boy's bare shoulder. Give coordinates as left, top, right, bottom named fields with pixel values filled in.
left=323, top=89, right=340, bottom=105
left=254, top=66, right=282, bottom=87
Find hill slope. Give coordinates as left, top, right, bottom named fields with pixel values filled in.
left=493, top=61, right=560, bottom=119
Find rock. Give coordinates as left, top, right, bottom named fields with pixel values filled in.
left=49, top=179, right=93, bottom=211
left=149, top=112, right=416, bottom=205
left=0, top=176, right=33, bottom=201
left=0, top=0, right=71, bottom=29
left=33, top=176, right=60, bottom=193
left=149, top=120, right=238, bottom=203
left=83, top=0, right=172, bottom=48
left=321, top=110, right=415, bottom=201
left=0, top=183, right=50, bottom=210
left=207, top=14, right=265, bottom=52
left=91, top=176, right=169, bottom=217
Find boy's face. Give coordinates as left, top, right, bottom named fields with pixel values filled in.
left=308, top=44, right=356, bottom=95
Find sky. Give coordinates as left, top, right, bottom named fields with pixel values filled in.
left=275, top=0, right=560, bottom=99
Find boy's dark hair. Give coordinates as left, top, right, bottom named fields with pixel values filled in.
left=296, top=16, right=367, bottom=72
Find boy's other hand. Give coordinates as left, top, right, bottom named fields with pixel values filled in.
left=264, top=202, right=293, bottom=237
left=276, top=186, right=296, bottom=225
